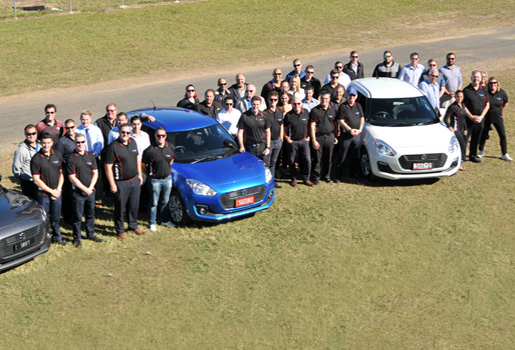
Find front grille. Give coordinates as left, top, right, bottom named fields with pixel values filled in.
left=398, top=153, right=447, bottom=170
left=0, top=224, right=45, bottom=259
left=219, top=185, right=267, bottom=209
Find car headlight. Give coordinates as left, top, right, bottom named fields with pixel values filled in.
left=449, top=136, right=460, bottom=153
left=374, top=139, right=397, bottom=157
left=265, top=167, right=273, bottom=184
left=186, top=179, right=217, bottom=197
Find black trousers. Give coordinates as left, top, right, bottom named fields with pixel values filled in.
left=114, top=178, right=141, bottom=234
left=479, top=119, right=507, bottom=155
left=311, top=134, right=335, bottom=181
left=72, top=192, right=95, bottom=240
left=466, top=119, right=484, bottom=158
left=287, top=139, right=311, bottom=182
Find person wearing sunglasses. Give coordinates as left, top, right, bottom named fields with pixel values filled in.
left=67, top=133, right=103, bottom=247
left=372, top=50, right=400, bottom=78
left=214, top=77, right=232, bottom=104
left=177, top=84, right=200, bottom=110
left=301, top=65, right=322, bottom=99
left=264, top=91, right=284, bottom=188
left=323, top=61, right=351, bottom=89
left=343, top=51, right=364, bottom=80
left=56, top=119, right=79, bottom=223
left=285, top=58, right=306, bottom=82
left=12, top=124, right=41, bottom=199
left=104, top=123, right=146, bottom=240
left=228, top=73, right=248, bottom=102
left=419, top=69, right=442, bottom=115
left=216, top=96, right=241, bottom=140
left=36, top=104, right=65, bottom=145
left=398, top=52, right=425, bottom=87
left=261, top=68, right=283, bottom=102
left=440, top=53, right=463, bottom=111
left=142, top=127, right=176, bottom=231
left=478, top=77, right=511, bottom=161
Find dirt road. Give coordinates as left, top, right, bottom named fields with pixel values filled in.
left=1, top=26, right=514, bottom=148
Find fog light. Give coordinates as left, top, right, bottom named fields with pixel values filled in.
left=196, top=204, right=209, bottom=215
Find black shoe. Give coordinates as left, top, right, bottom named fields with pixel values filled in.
left=333, top=178, right=341, bottom=183
left=53, top=239, right=67, bottom=246
left=88, top=235, right=104, bottom=243
left=73, top=239, right=82, bottom=248
left=324, top=178, right=333, bottom=183
left=471, top=156, right=482, bottom=163
left=312, top=179, right=320, bottom=185
left=274, top=183, right=282, bottom=189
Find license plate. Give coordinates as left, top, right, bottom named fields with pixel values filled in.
left=13, top=238, right=34, bottom=253
left=235, top=196, right=255, bottom=207
left=413, top=162, right=433, bottom=170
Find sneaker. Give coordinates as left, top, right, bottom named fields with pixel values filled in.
left=501, top=153, right=513, bottom=161
left=478, top=151, right=483, bottom=158
left=470, top=156, right=482, bottom=163
left=53, top=239, right=67, bottom=246
left=150, top=224, right=157, bottom=232
left=73, top=239, right=82, bottom=248
left=162, top=221, right=176, bottom=228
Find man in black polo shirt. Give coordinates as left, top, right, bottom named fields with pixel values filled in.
left=335, top=87, right=365, bottom=180
left=301, top=65, right=322, bottom=99
left=31, top=133, right=66, bottom=245
left=104, top=123, right=145, bottom=240
left=36, top=104, right=64, bottom=145
left=463, top=70, right=490, bottom=163
left=67, top=133, right=103, bottom=247
left=309, top=91, right=338, bottom=184
left=237, top=96, right=271, bottom=162
left=284, top=97, right=314, bottom=187
left=142, top=127, right=175, bottom=231
left=196, top=89, right=223, bottom=119
left=264, top=91, right=284, bottom=188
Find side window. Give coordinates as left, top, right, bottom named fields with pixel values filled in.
left=356, top=92, right=369, bottom=120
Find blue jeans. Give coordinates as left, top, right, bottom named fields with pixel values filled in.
left=149, top=176, right=172, bottom=225
left=72, top=192, right=95, bottom=240
left=37, top=192, right=62, bottom=241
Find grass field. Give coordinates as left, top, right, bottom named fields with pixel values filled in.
left=0, top=69, right=513, bottom=349
left=0, top=0, right=514, bottom=96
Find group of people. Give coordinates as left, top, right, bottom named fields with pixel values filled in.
left=12, top=104, right=175, bottom=247
left=10, top=50, right=510, bottom=246
left=177, top=51, right=510, bottom=185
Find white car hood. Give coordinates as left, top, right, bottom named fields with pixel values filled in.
left=366, top=122, right=452, bottom=150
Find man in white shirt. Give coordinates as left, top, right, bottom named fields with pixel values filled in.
left=323, top=61, right=351, bottom=89
left=398, top=52, right=425, bottom=86
left=130, top=116, right=151, bottom=156
left=75, top=110, right=104, bottom=157
left=216, top=96, right=241, bottom=139
left=302, top=85, right=320, bottom=112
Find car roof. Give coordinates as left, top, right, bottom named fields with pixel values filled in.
left=351, top=78, right=424, bottom=99
left=130, top=107, right=218, bottom=132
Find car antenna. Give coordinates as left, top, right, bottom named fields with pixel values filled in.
left=151, top=99, right=157, bottom=110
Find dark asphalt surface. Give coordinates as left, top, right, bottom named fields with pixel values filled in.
left=1, top=26, right=514, bottom=148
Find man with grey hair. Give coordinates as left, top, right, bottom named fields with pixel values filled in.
left=228, top=73, right=248, bottom=102
left=419, top=69, right=441, bottom=113
left=196, top=89, right=223, bottom=118
left=236, top=84, right=266, bottom=113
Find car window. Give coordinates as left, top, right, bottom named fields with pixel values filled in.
left=169, top=124, right=238, bottom=163
left=367, top=97, right=438, bottom=126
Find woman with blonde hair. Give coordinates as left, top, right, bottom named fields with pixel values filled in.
left=288, top=74, right=305, bottom=101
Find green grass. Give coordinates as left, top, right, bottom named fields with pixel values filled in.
left=0, top=69, right=514, bottom=349
left=0, top=0, right=514, bottom=96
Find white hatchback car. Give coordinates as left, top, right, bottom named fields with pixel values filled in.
left=350, top=78, right=461, bottom=180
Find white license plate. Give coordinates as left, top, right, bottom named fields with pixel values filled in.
left=413, top=162, right=433, bottom=170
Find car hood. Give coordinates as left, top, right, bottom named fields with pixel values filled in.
left=367, top=122, right=452, bottom=149
left=175, top=152, right=265, bottom=186
left=0, top=188, right=45, bottom=236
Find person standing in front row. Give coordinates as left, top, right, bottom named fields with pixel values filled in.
left=142, top=127, right=176, bottom=231
left=104, top=123, right=145, bottom=240
left=31, top=133, right=65, bottom=245
left=13, top=124, right=41, bottom=199
left=67, top=133, right=104, bottom=247
left=237, top=96, right=271, bottom=162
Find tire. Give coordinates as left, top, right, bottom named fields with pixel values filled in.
left=360, top=148, right=377, bottom=181
left=168, top=191, right=191, bottom=226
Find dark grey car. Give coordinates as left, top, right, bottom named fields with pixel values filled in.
left=0, top=176, right=51, bottom=272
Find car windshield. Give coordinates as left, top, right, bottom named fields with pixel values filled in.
left=166, top=123, right=239, bottom=163
left=367, top=96, right=439, bottom=126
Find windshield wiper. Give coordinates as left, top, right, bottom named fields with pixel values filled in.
left=191, top=155, right=224, bottom=164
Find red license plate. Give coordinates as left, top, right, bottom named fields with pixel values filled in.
left=235, top=196, right=255, bottom=207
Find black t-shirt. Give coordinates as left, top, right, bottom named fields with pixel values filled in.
left=284, top=109, right=310, bottom=141
left=301, top=77, right=322, bottom=99
left=463, top=84, right=489, bottom=116
left=321, top=83, right=344, bottom=100
left=66, top=150, right=97, bottom=190
left=142, top=142, right=175, bottom=179
left=177, top=98, right=199, bottom=110
left=104, top=138, right=139, bottom=181
left=309, top=104, right=337, bottom=136
left=337, top=103, right=364, bottom=130
left=486, top=89, right=508, bottom=123
left=30, top=149, right=62, bottom=190
left=445, top=103, right=468, bottom=133
left=237, top=111, right=270, bottom=145
left=195, top=101, right=223, bottom=118
left=264, top=108, right=284, bottom=141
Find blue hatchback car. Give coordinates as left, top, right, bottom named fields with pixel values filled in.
left=134, top=107, right=275, bottom=225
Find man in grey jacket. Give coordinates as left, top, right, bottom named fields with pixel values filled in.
left=12, top=124, right=41, bottom=199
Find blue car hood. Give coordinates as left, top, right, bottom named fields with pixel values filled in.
left=0, top=188, right=45, bottom=236
left=175, top=153, right=265, bottom=186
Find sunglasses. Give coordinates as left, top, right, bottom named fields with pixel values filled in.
left=294, top=64, right=301, bottom=67
left=351, top=55, right=359, bottom=58
left=269, top=98, right=278, bottom=102
left=187, top=89, right=195, bottom=92
left=120, top=131, right=131, bottom=135
left=26, top=132, right=37, bottom=136
left=489, top=81, right=498, bottom=84
left=273, top=73, right=282, bottom=76
left=46, top=111, right=56, bottom=114
left=76, top=141, right=86, bottom=144
left=156, top=134, right=167, bottom=138
left=219, top=83, right=227, bottom=86
left=225, top=103, right=234, bottom=106
left=66, top=126, right=75, bottom=129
